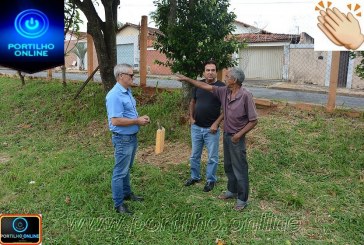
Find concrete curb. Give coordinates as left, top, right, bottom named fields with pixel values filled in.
left=253, top=98, right=364, bottom=117
left=268, top=84, right=364, bottom=98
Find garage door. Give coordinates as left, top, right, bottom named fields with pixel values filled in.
left=117, top=43, right=134, bottom=65
left=239, top=46, right=284, bottom=80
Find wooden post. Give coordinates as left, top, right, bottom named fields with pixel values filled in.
left=326, top=51, right=340, bottom=112
left=47, top=69, right=52, bottom=80
left=139, top=15, right=148, bottom=87
left=155, top=127, right=165, bottom=154
left=87, top=34, right=94, bottom=80
left=217, top=68, right=227, bottom=82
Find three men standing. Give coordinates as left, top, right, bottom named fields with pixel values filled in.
left=106, top=63, right=257, bottom=213
left=185, top=60, right=225, bottom=192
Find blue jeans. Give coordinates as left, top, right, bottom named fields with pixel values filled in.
left=223, top=132, right=249, bottom=202
left=111, top=134, right=137, bottom=208
left=190, top=124, right=220, bottom=182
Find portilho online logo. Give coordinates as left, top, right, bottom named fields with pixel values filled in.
left=14, top=9, right=49, bottom=39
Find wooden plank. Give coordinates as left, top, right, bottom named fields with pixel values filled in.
left=326, top=51, right=340, bottom=112
left=139, top=16, right=148, bottom=87
left=87, top=34, right=94, bottom=80
left=155, top=127, right=165, bottom=154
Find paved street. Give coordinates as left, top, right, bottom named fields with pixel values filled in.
left=1, top=68, right=363, bottom=110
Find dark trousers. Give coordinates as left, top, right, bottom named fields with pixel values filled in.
left=223, top=133, right=249, bottom=202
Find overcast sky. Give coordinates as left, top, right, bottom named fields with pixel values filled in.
left=80, top=0, right=315, bottom=35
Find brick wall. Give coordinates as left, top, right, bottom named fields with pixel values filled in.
left=146, top=50, right=172, bottom=75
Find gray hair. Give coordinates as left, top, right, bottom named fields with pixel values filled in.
left=229, top=67, right=245, bottom=86
left=114, top=64, right=133, bottom=79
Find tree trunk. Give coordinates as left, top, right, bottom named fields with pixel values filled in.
left=189, top=0, right=196, bottom=9
left=17, top=71, right=25, bottom=86
left=182, top=81, right=194, bottom=110
left=168, top=0, right=177, bottom=26
left=87, top=19, right=115, bottom=91
left=61, top=65, right=67, bottom=87
left=71, top=0, right=119, bottom=92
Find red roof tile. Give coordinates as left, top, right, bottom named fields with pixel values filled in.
left=235, top=33, right=300, bottom=43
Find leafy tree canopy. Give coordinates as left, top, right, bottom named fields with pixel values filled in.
left=64, top=0, right=83, bottom=36
left=152, top=0, right=245, bottom=78
left=350, top=51, right=364, bottom=79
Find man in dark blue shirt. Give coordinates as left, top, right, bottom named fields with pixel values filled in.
left=185, top=60, right=225, bottom=192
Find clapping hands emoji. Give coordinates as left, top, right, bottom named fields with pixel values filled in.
left=317, top=7, right=364, bottom=50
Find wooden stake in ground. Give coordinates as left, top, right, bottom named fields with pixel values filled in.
left=47, top=69, right=52, bottom=80
left=155, top=122, right=165, bottom=154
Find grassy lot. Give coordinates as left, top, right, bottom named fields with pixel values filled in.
left=0, top=77, right=363, bottom=244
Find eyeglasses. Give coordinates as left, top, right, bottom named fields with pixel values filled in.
left=120, top=73, right=134, bottom=78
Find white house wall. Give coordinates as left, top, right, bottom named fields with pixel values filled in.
left=116, top=26, right=140, bottom=66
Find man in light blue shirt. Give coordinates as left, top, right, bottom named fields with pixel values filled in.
left=106, top=63, right=150, bottom=215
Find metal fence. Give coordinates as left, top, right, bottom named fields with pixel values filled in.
left=288, top=45, right=362, bottom=89
left=288, top=44, right=329, bottom=86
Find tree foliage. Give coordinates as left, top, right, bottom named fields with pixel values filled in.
left=152, top=0, right=244, bottom=79
left=64, top=0, right=84, bottom=56
left=64, top=0, right=84, bottom=86
left=65, top=0, right=83, bottom=37
left=350, top=51, right=364, bottom=79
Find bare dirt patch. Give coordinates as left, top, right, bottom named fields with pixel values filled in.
left=133, top=86, right=176, bottom=105
left=256, top=107, right=274, bottom=116
left=136, top=107, right=275, bottom=167
left=136, top=141, right=191, bottom=168
left=0, top=154, right=10, bottom=164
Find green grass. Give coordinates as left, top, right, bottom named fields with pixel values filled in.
left=0, top=77, right=363, bottom=244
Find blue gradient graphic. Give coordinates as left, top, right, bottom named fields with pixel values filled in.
left=0, top=0, right=64, bottom=73
left=14, top=9, right=49, bottom=39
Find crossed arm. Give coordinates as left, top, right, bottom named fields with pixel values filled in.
left=189, top=99, right=224, bottom=134
left=111, top=115, right=150, bottom=126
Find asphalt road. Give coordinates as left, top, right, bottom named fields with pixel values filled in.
left=1, top=68, right=363, bottom=110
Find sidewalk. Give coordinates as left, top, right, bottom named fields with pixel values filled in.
left=47, top=68, right=364, bottom=98
left=244, top=80, right=364, bottom=98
